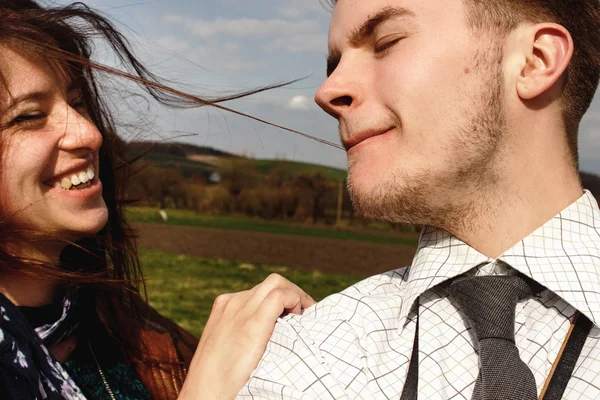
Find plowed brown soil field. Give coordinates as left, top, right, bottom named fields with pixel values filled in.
left=134, top=222, right=417, bottom=277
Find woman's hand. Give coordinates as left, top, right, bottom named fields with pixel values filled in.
left=178, top=273, right=315, bottom=400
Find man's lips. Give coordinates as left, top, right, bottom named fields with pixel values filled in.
left=342, top=127, right=395, bottom=151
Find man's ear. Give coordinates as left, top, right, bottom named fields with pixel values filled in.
left=516, top=23, right=573, bottom=100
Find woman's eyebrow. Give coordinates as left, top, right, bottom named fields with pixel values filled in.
left=2, top=90, right=53, bottom=114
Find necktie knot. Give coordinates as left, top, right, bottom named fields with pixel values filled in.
left=449, top=274, right=532, bottom=342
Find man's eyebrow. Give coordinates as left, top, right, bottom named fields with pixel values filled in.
left=350, top=6, right=415, bottom=46
left=326, top=6, right=415, bottom=77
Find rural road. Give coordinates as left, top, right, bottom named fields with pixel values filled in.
left=134, top=222, right=417, bottom=277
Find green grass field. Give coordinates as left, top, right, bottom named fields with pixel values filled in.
left=140, top=249, right=363, bottom=337
left=128, top=207, right=419, bottom=247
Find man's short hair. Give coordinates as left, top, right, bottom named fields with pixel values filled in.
left=327, top=0, right=600, bottom=165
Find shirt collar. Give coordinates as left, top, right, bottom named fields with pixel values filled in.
left=399, top=190, right=600, bottom=326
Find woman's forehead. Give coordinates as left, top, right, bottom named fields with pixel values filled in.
left=0, top=44, right=73, bottom=101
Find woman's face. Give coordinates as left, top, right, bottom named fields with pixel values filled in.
left=0, top=46, right=108, bottom=242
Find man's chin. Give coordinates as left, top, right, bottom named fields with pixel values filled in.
left=349, top=186, right=396, bottom=222
left=349, top=176, right=434, bottom=225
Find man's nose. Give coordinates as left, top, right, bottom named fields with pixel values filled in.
left=315, top=64, right=363, bottom=119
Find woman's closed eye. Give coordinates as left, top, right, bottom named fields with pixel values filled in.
left=10, top=111, right=47, bottom=126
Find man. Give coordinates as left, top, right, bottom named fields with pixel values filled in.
left=238, top=0, right=600, bottom=398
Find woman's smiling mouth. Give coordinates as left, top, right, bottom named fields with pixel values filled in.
left=45, top=164, right=96, bottom=191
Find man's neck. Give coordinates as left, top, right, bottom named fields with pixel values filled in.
left=442, top=123, right=583, bottom=259
left=450, top=181, right=582, bottom=259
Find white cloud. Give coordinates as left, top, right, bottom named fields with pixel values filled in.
left=221, top=60, right=265, bottom=71
left=155, top=36, right=189, bottom=53
left=184, top=45, right=264, bottom=71
left=224, top=42, right=241, bottom=52
left=278, top=7, right=302, bottom=18
left=287, top=95, right=311, bottom=110
left=265, top=33, right=327, bottom=54
left=164, top=14, right=185, bottom=24
left=143, top=36, right=262, bottom=72
left=164, top=15, right=319, bottom=38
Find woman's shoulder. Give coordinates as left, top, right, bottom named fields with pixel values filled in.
left=127, top=293, right=199, bottom=366
left=123, top=294, right=199, bottom=400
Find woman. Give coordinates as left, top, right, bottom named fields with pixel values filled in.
left=0, top=1, right=314, bottom=399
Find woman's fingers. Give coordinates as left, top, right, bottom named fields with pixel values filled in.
left=211, top=292, right=233, bottom=312
left=299, top=288, right=317, bottom=309
left=211, top=275, right=314, bottom=326
left=247, top=273, right=316, bottom=313
left=257, top=288, right=303, bottom=321
left=250, top=273, right=294, bottom=298
left=255, top=285, right=318, bottom=325
left=179, top=275, right=315, bottom=400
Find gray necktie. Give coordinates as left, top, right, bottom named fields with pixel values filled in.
left=448, top=274, right=537, bottom=400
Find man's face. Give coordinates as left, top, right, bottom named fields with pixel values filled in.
left=315, top=0, right=507, bottom=226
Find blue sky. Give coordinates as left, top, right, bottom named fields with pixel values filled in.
left=59, top=0, right=600, bottom=174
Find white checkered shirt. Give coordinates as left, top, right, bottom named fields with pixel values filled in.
left=238, top=190, right=600, bottom=399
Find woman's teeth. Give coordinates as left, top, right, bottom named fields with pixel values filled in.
left=53, top=166, right=95, bottom=190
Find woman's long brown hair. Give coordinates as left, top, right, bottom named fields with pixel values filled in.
left=0, top=0, right=339, bottom=362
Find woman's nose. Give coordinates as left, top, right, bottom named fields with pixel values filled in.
left=56, top=105, right=103, bottom=152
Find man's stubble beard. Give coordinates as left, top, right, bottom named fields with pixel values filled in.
left=347, top=45, right=506, bottom=231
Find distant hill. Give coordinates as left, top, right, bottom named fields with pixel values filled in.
left=125, top=140, right=347, bottom=182
left=124, top=141, right=231, bottom=181
left=126, top=141, right=237, bottom=159
left=253, top=159, right=347, bottom=182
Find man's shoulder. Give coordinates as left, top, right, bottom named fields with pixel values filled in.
left=301, top=266, right=410, bottom=321
left=237, top=267, right=412, bottom=399
left=268, top=265, right=411, bottom=354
